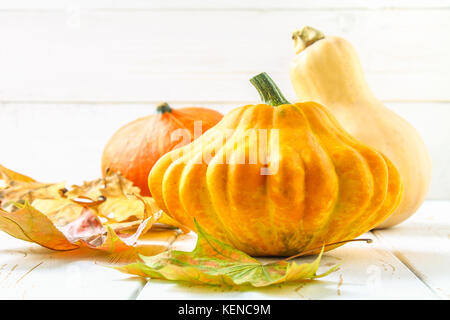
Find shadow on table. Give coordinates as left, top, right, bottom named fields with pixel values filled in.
left=137, top=278, right=341, bottom=300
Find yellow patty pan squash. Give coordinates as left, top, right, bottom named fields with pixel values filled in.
left=290, top=26, right=430, bottom=228
left=149, top=73, right=403, bottom=256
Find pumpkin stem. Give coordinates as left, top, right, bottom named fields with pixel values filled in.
left=156, top=102, right=173, bottom=114
left=250, top=72, right=290, bottom=106
left=284, top=238, right=373, bottom=261
left=292, top=26, right=325, bottom=54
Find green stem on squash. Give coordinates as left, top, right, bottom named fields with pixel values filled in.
left=250, top=72, right=290, bottom=107
left=156, top=102, right=173, bottom=114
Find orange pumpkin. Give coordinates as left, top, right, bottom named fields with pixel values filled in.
left=148, top=73, right=403, bottom=256
left=102, top=103, right=223, bottom=196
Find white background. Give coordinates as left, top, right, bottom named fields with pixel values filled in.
left=0, top=0, right=449, bottom=200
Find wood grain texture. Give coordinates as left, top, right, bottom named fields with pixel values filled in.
left=0, top=232, right=144, bottom=299
left=0, top=228, right=181, bottom=299
left=0, top=201, right=448, bottom=299
left=0, top=8, right=448, bottom=102
left=373, top=201, right=450, bottom=299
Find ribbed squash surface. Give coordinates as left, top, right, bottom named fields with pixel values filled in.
left=149, top=102, right=403, bottom=256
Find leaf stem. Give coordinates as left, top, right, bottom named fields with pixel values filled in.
left=284, top=238, right=373, bottom=261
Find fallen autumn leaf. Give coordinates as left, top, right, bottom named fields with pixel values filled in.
left=0, top=164, right=180, bottom=252
left=115, top=220, right=339, bottom=287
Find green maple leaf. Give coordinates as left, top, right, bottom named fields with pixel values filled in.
left=115, top=220, right=339, bottom=287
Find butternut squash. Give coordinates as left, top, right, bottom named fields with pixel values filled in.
left=290, top=26, right=431, bottom=228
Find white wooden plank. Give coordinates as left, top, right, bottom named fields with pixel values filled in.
left=136, top=232, right=436, bottom=300
left=0, top=233, right=141, bottom=299
left=0, top=228, right=180, bottom=299
left=373, top=200, right=450, bottom=300
left=0, top=1, right=449, bottom=10
left=1, top=101, right=448, bottom=200
left=0, top=9, right=448, bottom=102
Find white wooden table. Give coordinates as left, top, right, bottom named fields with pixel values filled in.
left=0, top=200, right=448, bottom=300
